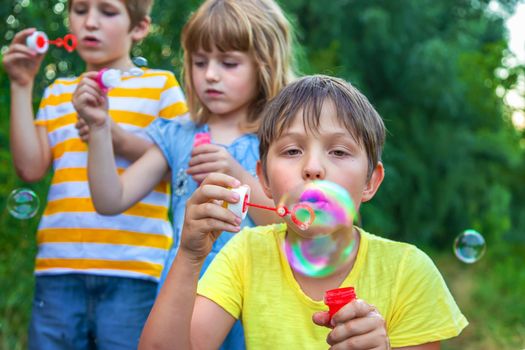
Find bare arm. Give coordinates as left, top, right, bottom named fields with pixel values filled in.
left=86, top=122, right=169, bottom=214
left=76, top=116, right=154, bottom=162
left=4, top=28, right=51, bottom=181
left=10, top=87, right=52, bottom=181
left=110, top=120, right=153, bottom=162
left=139, top=173, right=241, bottom=349
left=72, top=73, right=169, bottom=214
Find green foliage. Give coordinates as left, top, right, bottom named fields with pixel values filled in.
left=1, top=0, right=524, bottom=348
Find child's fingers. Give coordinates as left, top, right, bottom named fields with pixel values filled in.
left=192, top=202, right=241, bottom=229
left=12, top=28, right=36, bottom=44
left=328, top=327, right=388, bottom=349
left=188, top=151, right=218, bottom=167
left=327, top=307, right=388, bottom=348
left=192, top=182, right=240, bottom=207
left=190, top=173, right=209, bottom=184
left=190, top=143, right=221, bottom=157
left=199, top=172, right=241, bottom=189
left=187, top=161, right=220, bottom=176
left=312, top=311, right=332, bottom=328
left=5, top=44, right=38, bottom=57
left=330, top=299, right=374, bottom=325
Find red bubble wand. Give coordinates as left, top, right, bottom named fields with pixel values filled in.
left=26, top=31, right=77, bottom=54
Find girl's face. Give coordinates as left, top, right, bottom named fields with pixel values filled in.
left=191, top=46, right=258, bottom=122
left=69, top=0, right=146, bottom=71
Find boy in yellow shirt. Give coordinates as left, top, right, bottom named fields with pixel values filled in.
left=140, top=75, right=467, bottom=349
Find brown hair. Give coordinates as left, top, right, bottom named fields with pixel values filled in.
left=258, top=75, right=386, bottom=179
left=68, top=0, right=154, bottom=29
left=181, top=0, right=296, bottom=132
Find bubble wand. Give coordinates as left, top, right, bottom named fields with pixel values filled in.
left=26, top=31, right=77, bottom=54
left=227, top=185, right=315, bottom=229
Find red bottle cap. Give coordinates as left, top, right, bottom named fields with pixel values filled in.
left=324, top=286, right=356, bottom=320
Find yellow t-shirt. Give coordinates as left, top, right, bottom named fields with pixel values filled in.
left=198, top=223, right=468, bottom=349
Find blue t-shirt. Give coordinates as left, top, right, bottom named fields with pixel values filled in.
left=147, top=116, right=259, bottom=286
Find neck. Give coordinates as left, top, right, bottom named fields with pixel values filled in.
left=86, top=56, right=134, bottom=72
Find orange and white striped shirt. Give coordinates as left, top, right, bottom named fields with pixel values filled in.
left=34, top=69, right=187, bottom=281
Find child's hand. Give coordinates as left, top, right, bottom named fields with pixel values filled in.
left=180, top=173, right=242, bottom=262
left=2, top=28, right=45, bottom=87
left=187, top=144, right=244, bottom=184
left=75, top=117, right=90, bottom=143
left=312, top=299, right=390, bottom=349
left=72, top=72, right=109, bottom=129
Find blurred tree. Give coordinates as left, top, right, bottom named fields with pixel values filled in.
left=280, top=0, right=525, bottom=248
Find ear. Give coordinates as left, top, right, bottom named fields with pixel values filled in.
left=256, top=161, right=273, bottom=199
left=131, top=16, right=151, bottom=42
left=361, top=161, right=384, bottom=203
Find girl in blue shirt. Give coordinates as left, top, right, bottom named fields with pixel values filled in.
left=74, top=0, right=296, bottom=348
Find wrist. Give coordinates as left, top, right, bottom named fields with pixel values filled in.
left=89, top=118, right=111, bottom=135
left=178, top=246, right=207, bottom=267
left=10, top=80, right=33, bottom=91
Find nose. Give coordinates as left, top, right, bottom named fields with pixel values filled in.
left=205, top=61, right=219, bottom=82
left=302, top=155, right=325, bottom=180
left=85, top=9, right=99, bottom=30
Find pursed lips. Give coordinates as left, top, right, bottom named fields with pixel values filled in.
left=82, top=35, right=101, bottom=47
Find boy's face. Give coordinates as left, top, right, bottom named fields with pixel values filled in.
left=191, top=46, right=258, bottom=120
left=257, top=100, right=384, bottom=214
left=69, top=0, right=148, bottom=71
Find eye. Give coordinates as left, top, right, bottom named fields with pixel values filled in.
left=100, top=5, right=119, bottom=16
left=193, top=59, right=207, bottom=68
left=72, top=5, right=88, bottom=14
left=102, top=10, right=118, bottom=16
left=223, top=61, right=238, bottom=68
left=330, top=149, right=350, bottom=157
left=283, top=148, right=302, bottom=156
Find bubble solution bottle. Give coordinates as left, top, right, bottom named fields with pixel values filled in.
left=324, top=286, right=356, bottom=320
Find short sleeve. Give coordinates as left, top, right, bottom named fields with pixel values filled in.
left=158, top=72, right=188, bottom=119
left=146, top=118, right=185, bottom=169
left=388, top=247, right=468, bottom=347
left=34, top=85, right=53, bottom=127
left=197, top=231, right=246, bottom=319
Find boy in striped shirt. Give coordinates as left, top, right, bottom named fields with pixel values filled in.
left=2, top=1, right=187, bottom=348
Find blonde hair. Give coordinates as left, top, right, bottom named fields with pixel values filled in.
left=68, top=0, right=153, bottom=29
left=182, top=0, right=296, bottom=131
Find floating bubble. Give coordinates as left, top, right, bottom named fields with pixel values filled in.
left=132, top=56, right=148, bottom=67
left=280, top=180, right=357, bottom=277
left=7, top=188, right=40, bottom=219
left=453, top=229, right=486, bottom=264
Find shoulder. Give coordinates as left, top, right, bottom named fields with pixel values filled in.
left=141, top=68, right=182, bottom=87
left=43, top=76, right=79, bottom=94
left=361, top=229, right=440, bottom=280
left=149, top=114, right=193, bottom=131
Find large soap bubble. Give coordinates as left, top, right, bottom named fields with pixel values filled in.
left=7, top=188, right=40, bottom=219
left=279, top=180, right=357, bottom=277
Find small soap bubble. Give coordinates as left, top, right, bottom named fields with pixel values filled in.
left=7, top=188, right=40, bottom=219
left=128, top=67, right=144, bottom=76
left=132, top=56, right=148, bottom=67
left=279, top=180, right=357, bottom=277
left=453, top=229, right=486, bottom=264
